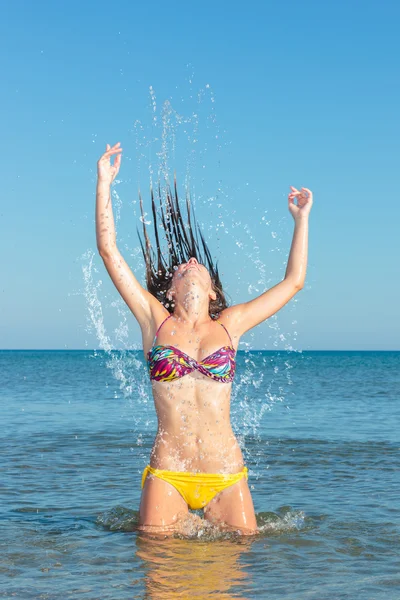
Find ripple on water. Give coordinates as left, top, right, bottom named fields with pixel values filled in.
left=95, top=505, right=307, bottom=541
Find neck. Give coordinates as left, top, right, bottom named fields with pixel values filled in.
left=172, top=297, right=212, bottom=327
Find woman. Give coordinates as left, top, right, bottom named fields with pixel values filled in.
left=96, top=142, right=313, bottom=536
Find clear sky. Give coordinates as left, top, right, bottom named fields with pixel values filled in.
left=1, top=0, right=399, bottom=351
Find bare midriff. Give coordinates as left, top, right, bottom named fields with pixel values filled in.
left=149, top=372, right=244, bottom=474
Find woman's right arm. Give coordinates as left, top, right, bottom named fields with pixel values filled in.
left=96, top=143, right=165, bottom=331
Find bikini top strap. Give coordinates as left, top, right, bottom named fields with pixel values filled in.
left=152, top=314, right=172, bottom=346
left=217, top=320, right=233, bottom=347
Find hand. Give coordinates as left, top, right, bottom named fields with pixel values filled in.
left=288, top=186, right=313, bottom=220
left=97, top=142, right=123, bottom=184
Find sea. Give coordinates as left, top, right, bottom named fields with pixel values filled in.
left=1, top=349, right=399, bottom=599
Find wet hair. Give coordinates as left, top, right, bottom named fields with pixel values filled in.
left=137, top=174, right=230, bottom=319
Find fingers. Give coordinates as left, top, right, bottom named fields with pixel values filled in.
left=105, top=142, right=122, bottom=153
left=99, top=143, right=122, bottom=161
left=289, top=186, right=311, bottom=197
left=105, top=143, right=122, bottom=154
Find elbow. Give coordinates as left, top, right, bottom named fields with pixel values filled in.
left=97, top=247, right=108, bottom=259
left=97, top=245, right=117, bottom=259
left=285, top=276, right=304, bottom=291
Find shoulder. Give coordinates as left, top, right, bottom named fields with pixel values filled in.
left=218, top=278, right=300, bottom=338
left=141, top=305, right=171, bottom=359
left=150, top=306, right=171, bottom=335
left=216, top=305, right=245, bottom=346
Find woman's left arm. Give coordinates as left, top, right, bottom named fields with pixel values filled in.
left=284, top=213, right=309, bottom=288
left=221, top=187, right=313, bottom=337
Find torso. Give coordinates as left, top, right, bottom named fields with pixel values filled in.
left=142, top=310, right=244, bottom=473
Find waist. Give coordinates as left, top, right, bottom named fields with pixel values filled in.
left=150, top=430, right=243, bottom=472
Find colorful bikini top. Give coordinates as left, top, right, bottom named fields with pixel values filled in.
left=147, top=314, right=236, bottom=383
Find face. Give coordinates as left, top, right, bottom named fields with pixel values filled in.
left=173, top=257, right=209, bottom=281
left=167, top=257, right=216, bottom=302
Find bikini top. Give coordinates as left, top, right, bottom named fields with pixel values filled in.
left=147, top=314, right=236, bottom=383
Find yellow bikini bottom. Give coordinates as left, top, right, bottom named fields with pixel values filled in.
left=141, top=465, right=248, bottom=510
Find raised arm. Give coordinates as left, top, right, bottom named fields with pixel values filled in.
left=220, top=187, right=313, bottom=338
left=96, top=143, right=165, bottom=332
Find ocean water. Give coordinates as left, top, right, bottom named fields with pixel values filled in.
left=1, top=349, right=399, bottom=599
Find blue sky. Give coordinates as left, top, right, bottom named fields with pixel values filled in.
left=1, top=0, right=399, bottom=350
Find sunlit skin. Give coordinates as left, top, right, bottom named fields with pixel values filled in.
left=141, top=260, right=254, bottom=537
left=150, top=256, right=242, bottom=475
left=96, top=142, right=313, bottom=536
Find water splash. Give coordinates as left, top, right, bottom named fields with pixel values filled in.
left=80, top=248, right=156, bottom=439
left=96, top=505, right=306, bottom=539
left=81, top=249, right=113, bottom=353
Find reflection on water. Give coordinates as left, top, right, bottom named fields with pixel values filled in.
left=135, top=531, right=253, bottom=599
left=96, top=504, right=306, bottom=597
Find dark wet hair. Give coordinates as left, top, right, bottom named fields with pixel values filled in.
left=137, top=174, right=230, bottom=319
